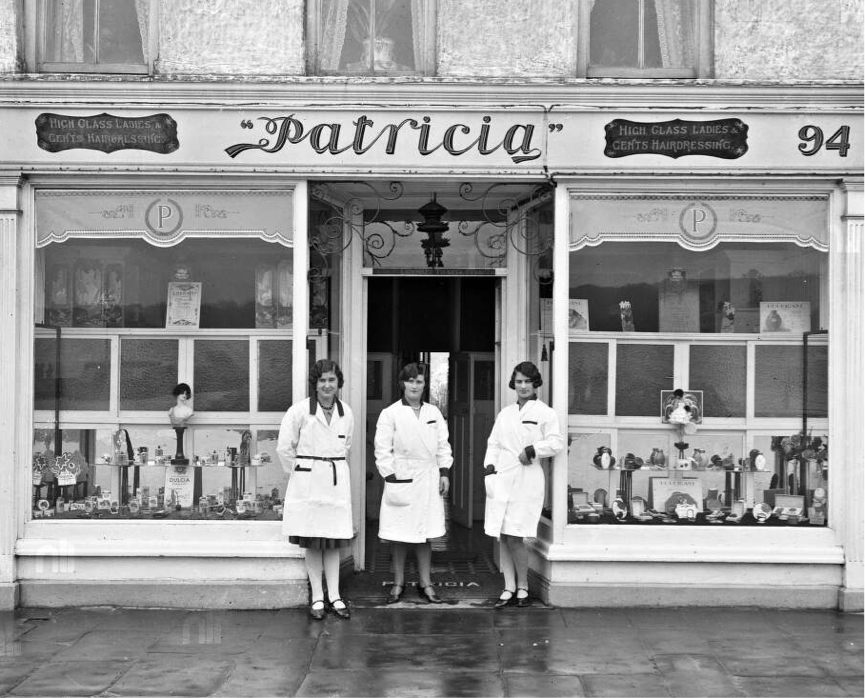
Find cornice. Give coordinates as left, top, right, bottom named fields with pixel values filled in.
left=0, top=77, right=862, bottom=110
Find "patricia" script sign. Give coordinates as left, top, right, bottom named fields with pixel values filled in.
left=225, top=114, right=546, bottom=164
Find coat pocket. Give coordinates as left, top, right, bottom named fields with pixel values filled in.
left=484, top=472, right=498, bottom=500
left=384, top=479, right=414, bottom=507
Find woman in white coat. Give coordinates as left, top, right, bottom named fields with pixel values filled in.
left=483, top=361, right=564, bottom=608
left=375, top=362, right=453, bottom=604
left=277, top=359, right=354, bottom=620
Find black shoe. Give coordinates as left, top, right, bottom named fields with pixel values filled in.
left=516, top=589, right=532, bottom=608
left=309, top=600, right=326, bottom=620
left=386, top=584, right=404, bottom=604
left=493, top=590, right=515, bottom=609
left=330, top=598, right=350, bottom=619
left=418, top=584, right=443, bottom=604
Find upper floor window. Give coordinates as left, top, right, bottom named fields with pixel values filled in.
left=308, top=0, right=435, bottom=76
left=36, top=0, right=152, bottom=73
left=579, top=0, right=712, bottom=78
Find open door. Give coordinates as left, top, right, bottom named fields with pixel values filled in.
left=449, top=352, right=496, bottom=527
left=365, top=352, right=396, bottom=520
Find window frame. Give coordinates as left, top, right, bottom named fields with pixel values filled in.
left=305, top=0, right=437, bottom=77
left=576, top=0, right=714, bottom=79
left=28, top=0, right=157, bottom=75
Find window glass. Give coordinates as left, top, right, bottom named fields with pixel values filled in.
left=615, top=344, right=673, bottom=416
left=194, top=340, right=250, bottom=412
left=566, top=212, right=830, bottom=529
left=568, top=342, right=608, bottom=415
left=589, top=0, right=696, bottom=74
left=43, top=0, right=147, bottom=71
left=41, top=239, right=294, bottom=330
left=317, top=0, right=422, bottom=74
left=689, top=345, right=746, bottom=418
left=35, top=337, right=111, bottom=411
left=258, top=340, right=293, bottom=412
left=755, top=345, right=828, bottom=418
left=120, top=339, right=179, bottom=411
left=569, top=242, right=823, bottom=334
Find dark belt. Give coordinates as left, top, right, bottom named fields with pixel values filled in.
left=296, top=455, right=346, bottom=486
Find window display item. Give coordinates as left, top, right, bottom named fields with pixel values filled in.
left=619, top=300, right=635, bottom=331
left=593, top=446, right=615, bottom=470
left=649, top=448, right=667, bottom=468
left=169, top=383, right=193, bottom=465
left=753, top=502, right=772, bottom=523
left=772, top=494, right=805, bottom=521
left=809, top=487, right=827, bottom=525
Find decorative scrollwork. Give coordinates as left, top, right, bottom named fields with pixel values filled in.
left=310, top=181, right=554, bottom=272
left=459, top=182, right=554, bottom=280
left=310, top=181, right=417, bottom=267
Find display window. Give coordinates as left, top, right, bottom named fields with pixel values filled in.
left=29, top=188, right=321, bottom=522
left=563, top=195, right=830, bottom=529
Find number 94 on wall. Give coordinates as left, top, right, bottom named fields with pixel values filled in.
left=798, top=125, right=851, bottom=156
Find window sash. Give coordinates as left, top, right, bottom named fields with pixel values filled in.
left=577, top=0, right=713, bottom=79
left=37, top=0, right=153, bottom=74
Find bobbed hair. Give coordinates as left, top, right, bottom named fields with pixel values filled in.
left=309, top=359, right=344, bottom=391
left=172, top=382, right=192, bottom=398
left=509, top=361, right=543, bottom=390
left=397, top=362, right=429, bottom=392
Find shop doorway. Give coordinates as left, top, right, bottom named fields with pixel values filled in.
left=348, top=276, right=501, bottom=603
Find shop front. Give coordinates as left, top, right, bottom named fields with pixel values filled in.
left=0, top=83, right=861, bottom=610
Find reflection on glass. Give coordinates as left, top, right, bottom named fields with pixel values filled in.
left=569, top=242, right=823, bottom=333
left=39, top=239, right=294, bottom=329
left=323, top=0, right=418, bottom=74
left=590, top=0, right=694, bottom=70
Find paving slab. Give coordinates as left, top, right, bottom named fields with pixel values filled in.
left=296, top=670, right=505, bottom=698
left=106, top=654, right=235, bottom=697
left=579, top=672, right=672, bottom=698
left=0, top=606, right=860, bottom=697
left=6, top=660, right=133, bottom=697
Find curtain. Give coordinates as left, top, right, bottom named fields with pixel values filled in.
left=320, top=0, right=350, bottom=71
left=51, top=0, right=84, bottom=62
left=410, top=0, right=423, bottom=71
left=655, top=0, right=695, bottom=68
left=134, top=0, right=150, bottom=64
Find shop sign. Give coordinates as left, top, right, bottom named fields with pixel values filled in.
left=604, top=118, right=749, bottom=159
left=164, top=465, right=194, bottom=507
left=35, top=112, right=179, bottom=154
left=225, top=113, right=544, bottom=164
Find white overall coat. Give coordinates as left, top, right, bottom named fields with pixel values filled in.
left=276, top=398, right=354, bottom=539
left=483, top=398, right=564, bottom=538
left=374, top=400, right=453, bottom=543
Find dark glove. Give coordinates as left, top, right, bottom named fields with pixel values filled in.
left=484, top=464, right=496, bottom=476
left=384, top=474, right=398, bottom=483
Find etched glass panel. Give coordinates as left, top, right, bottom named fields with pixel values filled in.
left=194, top=341, right=249, bottom=412
left=615, top=344, right=673, bottom=416
left=120, top=339, right=178, bottom=411
left=258, top=340, right=293, bottom=412
left=755, top=345, right=828, bottom=418
left=35, top=338, right=111, bottom=411
left=689, top=345, right=747, bottom=418
left=568, top=343, right=608, bottom=415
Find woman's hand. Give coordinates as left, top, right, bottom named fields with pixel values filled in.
left=518, top=450, right=531, bottom=466
left=439, top=475, right=450, bottom=497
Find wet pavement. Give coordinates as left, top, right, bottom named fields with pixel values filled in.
left=0, top=604, right=862, bottom=697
